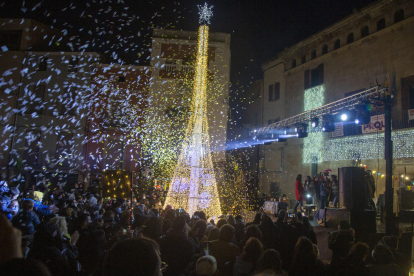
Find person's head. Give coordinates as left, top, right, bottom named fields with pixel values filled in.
left=208, top=227, right=220, bottom=241
left=162, top=219, right=172, bottom=234
left=191, top=219, right=207, bottom=239
left=142, top=217, right=163, bottom=241
left=276, top=209, right=287, bottom=224
left=172, top=215, right=186, bottom=232
left=65, top=207, right=73, bottom=217
left=216, top=218, right=228, bottom=229
left=0, top=258, right=52, bottom=276
left=245, top=225, right=262, bottom=241
left=372, top=244, right=394, bottom=264
left=196, top=255, right=217, bottom=276
left=77, top=213, right=91, bottom=229
left=50, top=216, right=68, bottom=236
left=241, top=237, right=263, bottom=262
left=257, top=249, right=282, bottom=273
left=302, top=216, right=312, bottom=231
left=330, top=175, right=337, bottom=182
left=227, top=215, right=236, bottom=227
left=165, top=208, right=176, bottom=222
left=293, top=237, right=316, bottom=263
left=103, top=238, right=161, bottom=276
left=296, top=212, right=303, bottom=222
left=380, top=236, right=399, bottom=252
left=22, top=199, right=35, bottom=211
left=306, top=176, right=311, bottom=183
left=296, top=174, right=302, bottom=181
left=348, top=242, right=369, bottom=261
left=218, top=224, right=235, bottom=243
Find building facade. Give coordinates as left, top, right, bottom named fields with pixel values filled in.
left=253, top=0, right=414, bottom=199
left=147, top=28, right=231, bottom=183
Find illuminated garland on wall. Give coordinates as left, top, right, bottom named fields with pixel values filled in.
left=164, top=4, right=221, bottom=218
left=303, top=85, right=325, bottom=163
left=324, top=128, right=414, bottom=161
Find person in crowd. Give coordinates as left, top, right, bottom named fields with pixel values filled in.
left=103, top=238, right=162, bottom=276
left=258, top=213, right=278, bottom=250
left=238, top=224, right=263, bottom=251
left=217, top=218, right=228, bottom=229
left=49, top=216, right=79, bottom=272
left=194, top=255, right=218, bottom=276
left=256, top=249, right=286, bottom=276
left=246, top=213, right=261, bottom=227
left=365, top=170, right=376, bottom=209
left=379, top=235, right=408, bottom=274
left=11, top=199, right=40, bottom=236
left=189, top=219, right=208, bottom=246
left=233, top=237, right=263, bottom=276
left=328, top=220, right=355, bottom=262
left=208, top=227, right=220, bottom=241
left=277, top=195, right=289, bottom=212
left=289, top=237, right=326, bottom=276
left=330, top=175, right=339, bottom=208
left=293, top=174, right=305, bottom=214
left=302, top=216, right=317, bottom=245
left=27, top=221, right=71, bottom=276
left=327, top=242, right=370, bottom=276
left=234, top=215, right=246, bottom=242
left=210, top=224, right=241, bottom=276
left=159, top=215, right=196, bottom=276
left=142, top=216, right=164, bottom=241
left=367, top=244, right=404, bottom=276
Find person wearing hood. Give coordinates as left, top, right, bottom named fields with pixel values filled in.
left=158, top=215, right=196, bottom=276
left=328, top=220, right=355, bottom=262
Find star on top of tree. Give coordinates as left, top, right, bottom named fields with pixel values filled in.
left=198, top=2, right=213, bottom=25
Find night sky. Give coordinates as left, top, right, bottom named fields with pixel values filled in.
left=0, top=0, right=378, bottom=131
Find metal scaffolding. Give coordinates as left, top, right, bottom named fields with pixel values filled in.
left=251, top=87, right=388, bottom=135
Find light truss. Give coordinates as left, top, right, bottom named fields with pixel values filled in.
left=251, top=87, right=387, bottom=135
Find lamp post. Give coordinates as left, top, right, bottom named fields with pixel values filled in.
left=384, top=94, right=395, bottom=235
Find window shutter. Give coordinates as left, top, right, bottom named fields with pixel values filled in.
left=304, top=70, right=310, bottom=89
left=402, top=86, right=410, bottom=110
left=274, top=82, right=280, bottom=100
left=318, top=64, right=324, bottom=85
left=269, top=84, right=274, bottom=101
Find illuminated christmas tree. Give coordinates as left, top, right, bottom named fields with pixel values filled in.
left=164, top=3, right=221, bottom=218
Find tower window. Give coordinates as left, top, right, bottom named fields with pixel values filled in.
left=334, top=39, right=340, bottom=50
left=377, top=18, right=385, bottom=31
left=361, top=26, right=369, bottom=38
left=322, top=44, right=328, bottom=55
left=347, top=33, right=354, bottom=44
left=394, top=9, right=404, bottom=23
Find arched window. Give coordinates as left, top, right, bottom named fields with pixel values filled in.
left=377, top=18, right=385, bottom=31
left=361, top=26, right=369, bottom=38
left=394, top=9, right=404, bottom=23
left=311, top=50, right=316, bottom=60
left=291, top=59, right=296, bottom=68
left=322, top=44, right=328, bottom=55
left=347, top=33, right=354, bottom=44
left=334, top=39, right=340, bottom=50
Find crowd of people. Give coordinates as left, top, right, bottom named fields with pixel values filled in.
left=292, top=170, right=376, bottom=215
left=0, top=180, right=407, bottom=276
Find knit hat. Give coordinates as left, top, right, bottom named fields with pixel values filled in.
left=196, top=255, right=217, bottom=276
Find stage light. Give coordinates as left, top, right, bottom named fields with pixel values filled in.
left=276, top=136, right=287, bottom=142
left=401, top=174, right=405, bottom=177
left=322, top=121, right=335, bottom=132
left=306, top=194, right=311, bottom=198
left=337, top=109, right=356, bottom=122
left=341, top=114, right=348, bottom=121
left=355, top=109, right=370, bottom=125
left=297, top=129, right=308, bottom=138
left=311, top=117, right=319, bottom=128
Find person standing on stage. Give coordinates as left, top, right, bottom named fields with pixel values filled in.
left=293, top=174, right=305, bottom=214
left=304, top=176, right=315, bottom=204
left=330, top=175, right=339, bottom=208
left=319, top=178, right=329, bottom=210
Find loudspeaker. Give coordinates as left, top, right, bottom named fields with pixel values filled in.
left=338, top=167, right=366, bottom=211
left=102, top=170, right=132, bottom=198
left=325, top=208, right=376, bottom=238
left=398, top=188, right=414, bottom=210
